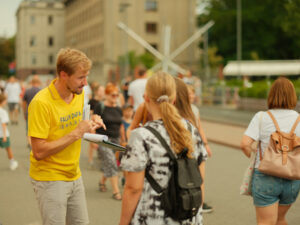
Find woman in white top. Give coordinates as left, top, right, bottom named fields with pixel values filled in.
left=241, top=77, right=300, bottom=225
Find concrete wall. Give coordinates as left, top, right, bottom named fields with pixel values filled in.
left=16, top=0, right=65, bottom=79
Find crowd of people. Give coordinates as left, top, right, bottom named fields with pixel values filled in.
left=1, top=47, right=300, bottom=225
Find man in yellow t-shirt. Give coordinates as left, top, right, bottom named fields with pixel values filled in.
left=28, top=48, right=106, bottom=225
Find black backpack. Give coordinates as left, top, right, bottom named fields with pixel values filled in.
left=145, top=126, right=203, bottom=221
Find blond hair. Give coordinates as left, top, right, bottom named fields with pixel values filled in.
left=146, top=71, right=194, bottom=158
left=174, top=77, right=197, bottom=127
left=56, top=48, right=92, bottom=76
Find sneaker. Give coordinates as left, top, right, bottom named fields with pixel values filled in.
left=202, top=202, right=213, bottom=213
left=9, top=160, right=18, bottom=171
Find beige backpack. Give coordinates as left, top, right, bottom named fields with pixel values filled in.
left=258, top=111, right=300, bottom=180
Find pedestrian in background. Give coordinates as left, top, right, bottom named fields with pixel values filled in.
left=87, top=83, right=105, bottom=168
left=94, top=83, right=124, bottom=200
left=175, top=78, right=213, bottom=213
left=22, top=75, right=41, bottom=149
left=241, top=77, right=300, bottom=225
left=187, top=84, right=212, bottom=157
left=0, top=94, right=18, bottom=171
left=4, top=76, right=21, bottom=125
left=128, top=68, right=148, bottom=111
left=28, top=48, right=105, bottom=225
left=120, top=103, right=134, bottom=146
left=119, top=72, right=207, bottom=225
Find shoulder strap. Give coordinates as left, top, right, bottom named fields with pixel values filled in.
left=144, top=126, right=177, bottom=161
left=289, top=115, right=300, bottom=135
left=258, top=112, right=264, bottom=161
left=267, top=111, right=280, bottom=132
left=144, top=126, right=177, bottom=194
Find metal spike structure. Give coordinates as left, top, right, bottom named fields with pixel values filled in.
left=117, top=20, right=214, bottom=75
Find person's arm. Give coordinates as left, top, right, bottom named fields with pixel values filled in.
left=128, top=96, right=134, bottom=107
left=126, top=103, right=145, bottom=139
left=31, top=115, right=105, bottom=160
left=240, top=135, right=256, bottom=158
left=119, top=170, right=145, bottom=225
left=22, top=100, right=27, bottom=119
left=197, top=116, right=212, bottom=157
left=119, top=93, right=125, bottom=107
left=2, top=123, right=7, bottom=142
left=120, top=123, right=126, bottom=146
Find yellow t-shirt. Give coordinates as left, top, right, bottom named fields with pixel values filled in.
left=28, top=79, right=84, bottom=181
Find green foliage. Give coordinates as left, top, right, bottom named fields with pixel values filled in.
left=139, top=52, right=155, bottom=69
left=224, top=78, right=243, bottom=87
left=238, top=80, right=269, bottom=99
left=198, top=0, right=300, bottom=63
left=0, top=36, right=15, bottom=76
left=118, top=50, right=156, bottom=71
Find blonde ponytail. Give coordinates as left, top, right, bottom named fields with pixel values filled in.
left=146, top=72, right=194, bottom=158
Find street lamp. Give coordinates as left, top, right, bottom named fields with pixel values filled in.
left=237, top=0, right=242, bottom=77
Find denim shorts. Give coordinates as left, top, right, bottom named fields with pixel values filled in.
left=252, top=169, right=300, bottom=207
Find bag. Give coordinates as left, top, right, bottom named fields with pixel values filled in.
left=144, top=126, right=202, bottom=221
left=240, top=112, right=263, bottom=196
left=240, top=153, right=256, bottom=195
left=258, top=111, right=300, bottom=180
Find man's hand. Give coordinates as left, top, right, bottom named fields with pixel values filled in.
left=91, top=114, right=106, bottom=131
left=73, top=115, right=106, bottom=140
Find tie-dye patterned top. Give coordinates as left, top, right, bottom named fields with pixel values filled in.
left=121, top=119, right=208, bottom=225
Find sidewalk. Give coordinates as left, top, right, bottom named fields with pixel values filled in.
left=199, top=105, right=256, bottom=149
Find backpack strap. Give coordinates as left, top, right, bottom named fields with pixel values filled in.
left=144, top=126, right=177, bottom=161
left=267, top=111, right=281, bottom=132
left=258, top=112, right=264, bottom=161
left=289, top=115, right=300, bottom=135
left=144, top=126, right=177, bottom=194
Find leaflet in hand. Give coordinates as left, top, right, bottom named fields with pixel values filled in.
left=83, top=133, right=126, bottom=151
left=83, top=133, right=108, bottom=142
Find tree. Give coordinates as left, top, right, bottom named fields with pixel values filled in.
left=0, top=36, right=15, bottom=77
left=197, top=0, right=300, bottom=63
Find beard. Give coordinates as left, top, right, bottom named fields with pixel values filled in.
left=67, top=83, right=84, bottom=95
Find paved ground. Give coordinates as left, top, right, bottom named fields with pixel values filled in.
left=0, top=107, right=299, bottom=225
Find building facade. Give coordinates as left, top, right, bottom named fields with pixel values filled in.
left=65, top=0, right=197, bottom=83
left=16, top=0, right=64, bottom=79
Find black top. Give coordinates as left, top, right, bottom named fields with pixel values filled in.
left=88, top=98, right=100, bottom=112
left=94, top=104, right=122, bottom=138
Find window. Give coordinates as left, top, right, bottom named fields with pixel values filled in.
left=32, top=55, right=37, bottom=65
left=49, top=54, right=54, bottom=65
left=145, top=0, right=157, bottom=11
left=30, top=36, right=36, bottom=47
left=145, top=22, right=157, bottom=34
left=48, top=36, right=54, bottom=47
left=30, top=15, right=35, bottom=25
left=48, top=15, right=53, bottom=25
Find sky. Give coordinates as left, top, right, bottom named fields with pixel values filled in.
left=0, top=0, right=23, bottom=38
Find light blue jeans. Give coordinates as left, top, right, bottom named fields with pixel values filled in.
left=252, top=169, right=300, bottom=207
